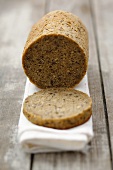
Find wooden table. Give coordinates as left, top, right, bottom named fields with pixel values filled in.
left=0, top=0, right=113, bottom=169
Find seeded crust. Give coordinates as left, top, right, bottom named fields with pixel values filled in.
left=22, top=10, right=89, bottom=89
left=23, top=88, right=92, bottom=129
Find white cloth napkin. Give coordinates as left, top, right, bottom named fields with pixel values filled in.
left=18, top=74, right=93, bottom=153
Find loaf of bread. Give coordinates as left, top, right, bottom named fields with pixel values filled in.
left=22, top=10, right=88, bottom=89
left=23, top=88, right=92, bottom=129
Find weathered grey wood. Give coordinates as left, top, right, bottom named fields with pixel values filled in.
left=32, top=0, right=111, bottom=170
left=1, top=0, right=112, bottom=169
left=91, top=0, right=113, bottom=166
left=0, top=0, right=45, bottom=169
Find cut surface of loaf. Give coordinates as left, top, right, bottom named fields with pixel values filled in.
left=22, top=10, right=89, bottom=89
left=23, top=88, right=92, bottom=129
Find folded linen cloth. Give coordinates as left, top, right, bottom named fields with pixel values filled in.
left=18, top=74, right=93, bottom=153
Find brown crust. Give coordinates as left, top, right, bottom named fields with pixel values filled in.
left=23, top=89, right=92, bottom=129
left=22, top=10, right=89, bottom=89
left=22, top=10, right=88, bottom=57
left=23, top=107, right=92, bottom=129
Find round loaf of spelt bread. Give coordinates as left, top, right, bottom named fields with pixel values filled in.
left=22, top=10, right=89, bottom=88
left=23, top=88, right=92, bottom=129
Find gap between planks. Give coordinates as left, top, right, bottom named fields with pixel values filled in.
left=32, top=0, right=111, bottom=169
left=89, top=0, right=113, bottom=169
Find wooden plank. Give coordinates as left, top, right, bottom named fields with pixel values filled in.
left=32, top=0, right=111, bottom=169
left=0, top=0, right=45, bottom=169
left=90, top=0, right=113, bottom=167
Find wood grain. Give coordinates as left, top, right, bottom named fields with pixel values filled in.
left=90, top=0, right=113, bottom=167
left=0, top=0, right=112, bottom=169
left=0, top=0, right=45, bottom=169
left=33, top=0, right=111, bottom=169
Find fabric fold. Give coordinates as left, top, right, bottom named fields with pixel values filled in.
left=18, top=74, right=93, bottom=153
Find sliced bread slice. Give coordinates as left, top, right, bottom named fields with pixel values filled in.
left=23, top=88, right=92, bottom=129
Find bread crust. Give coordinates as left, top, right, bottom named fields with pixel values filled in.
left=23, top=88, right=92, bottom=129
left=22, top=10, right=89, bottom=89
